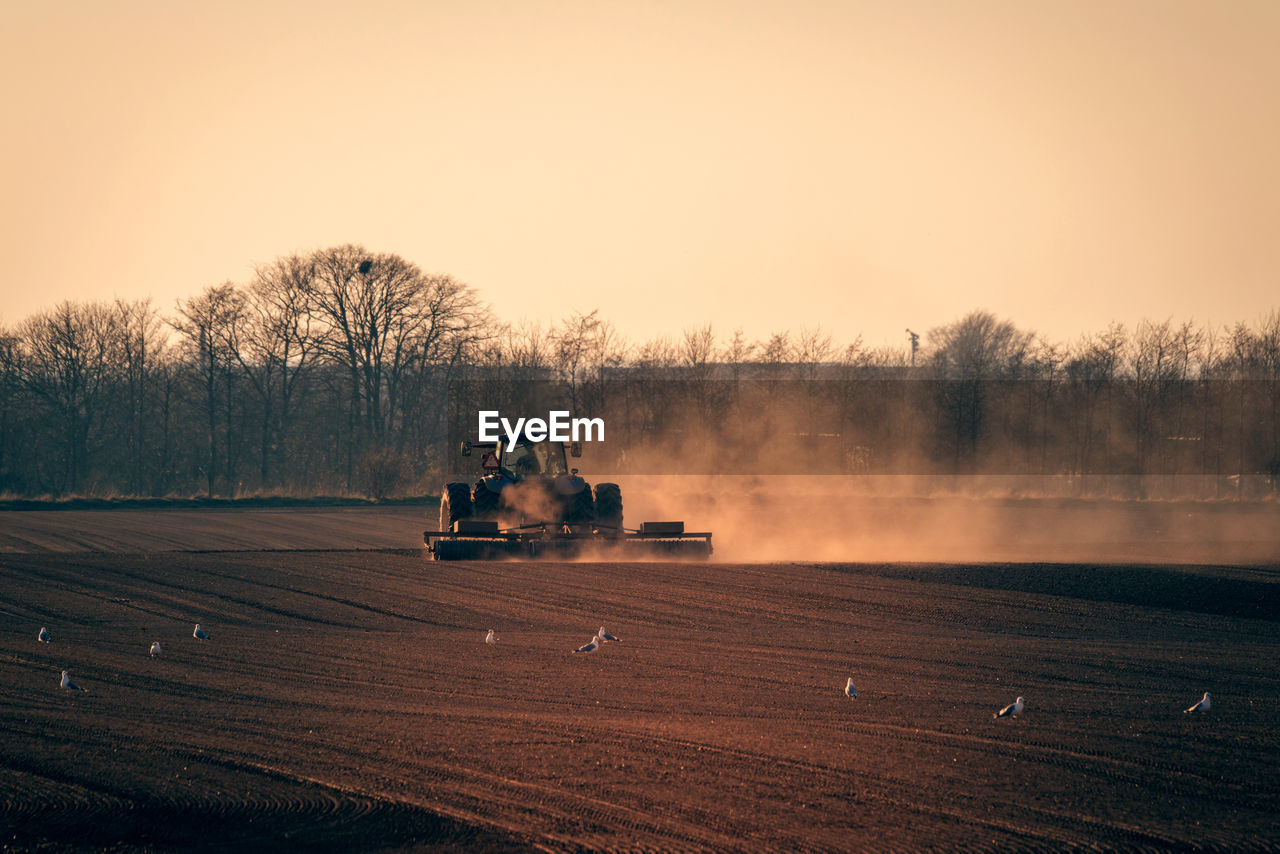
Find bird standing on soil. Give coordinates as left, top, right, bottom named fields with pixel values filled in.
left=150, top=641, right=162, bottom=657
left=60, top=670, right=85, bottom=691
left=598, top=626, right=621, bottom=643
left=845, top=678, right=857, bottom=698
left=994, top=697, right=1025, bottom=718
left=1185, top=692, right=1211, bottom=713
left=573, top=635, right=602, bottom=654
left=38, top=627, right=50, bottom=643
left=193, top=624, right=208, bottom=640
left=485, top=629, right=497, bottom=645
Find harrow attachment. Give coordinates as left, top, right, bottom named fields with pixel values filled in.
left=425, top=520, right=713, bottom=561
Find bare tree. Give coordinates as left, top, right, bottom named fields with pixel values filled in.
left=305, top=244, right=491, bottom=492
left=454, top=319, right=547, bottom=424
left=1218, top=317, right=1280, bottom=494
left=114, top=299, right=167, bottom=495
left=1064, top=324, right=1125, bottom=486
left=620, top=334, right=678, bottom=449
left=149, top=346, right=181, bottom=495
left=307, top=245, right=421, bottom=440
left=795, top=326, right=834, bottom=376
left=832, top=340, right=917, bottom=473
left=720, top=328, right=757, bottom=378
left=233, top=253, right=321, bottom=486
left=395, top=270, right=491, bottom=461
left=16, top=302, right=120, bottom=494
left=1128, top=319, right=1178, bottom=482
left=172, top=284, right=247, bottom=496
left=1252, top=311, right=1280, bottom=492
left=758, top=330, right=794, bottom=368
left=305, top=245, right=422, bottom=488
left=927, top=310, right=1036, bottom=471
left=929, top=311, right=1035, bottom=380
left=633, top=335, right=678, bottom=369
left=1021, top=336, right=1064, bottom=475
left=681, top=323, right=715, bottom=370
left=551, top=309, right=621, bottom=415
left=0, top=326, right=23, bottom=492
left=504, top=320, right=553, bottom=379
left=1169, top=321, right=1205, bottom=474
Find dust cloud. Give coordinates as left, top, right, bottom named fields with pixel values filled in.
left=497, top=480, right=563, bottom=527
left=606, top=475, right=1280, bottom=565
left=464, top=375, right=1280, bottom=564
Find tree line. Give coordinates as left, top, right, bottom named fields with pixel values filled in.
left=452, top=310, right=1280, bottom=497
left=2, top=244, right=1278, bottom=498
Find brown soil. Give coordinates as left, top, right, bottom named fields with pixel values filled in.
left=2, top=508, right=1278, bottom=851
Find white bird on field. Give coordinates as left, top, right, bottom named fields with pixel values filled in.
left=598, top=626, right=621, bottom=643
left=150, top=641, right=162, bottom=657
left=38, top=627, right=51, bottom=643
left=193, top=624, right=208, bottom=640
left=574, top=635, right=602, bottom=654
left=485, top=629, right=497, bottom=645
left=1185, top=692, right=1211, bottom=714
left=994, top=696, right=1025, bottom=718
left=845, top=678, right=857, bottom=698
left=60, top=670, right=85, bottom=691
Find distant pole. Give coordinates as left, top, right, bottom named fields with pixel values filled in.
left=906, top=329, right=919, bottom=367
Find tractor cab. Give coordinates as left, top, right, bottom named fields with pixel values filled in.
left=463, top=437, right=580, bottom=482
left=496, top=438, right=573, bottom=480
left=454, top=437, right=590, bottom=528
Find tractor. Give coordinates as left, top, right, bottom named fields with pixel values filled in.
left=426, top=436, right=711, bottom=560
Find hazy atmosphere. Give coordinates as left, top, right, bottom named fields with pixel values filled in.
left=5, top=0, right=1280, bottom=347
left=6, top=4, right=1280, bottom=853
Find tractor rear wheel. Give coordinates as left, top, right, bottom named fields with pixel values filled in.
left=472, top=480, right=501, bottom=520
left=593, top=482, right=623, bottom=533
left=565, top=483, right=595, bottom=526
left=439, top=482, right=472, bottom=531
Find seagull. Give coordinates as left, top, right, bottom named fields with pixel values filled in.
left=485, top=629, right=497, bottom=645
left=193, top=624, right=208, bottom=640
left=994, top=696, right=1025, bottom=718
left=1185, top=692, right=1211, bottom=714
left=150, top=641, right=162, bottom=657
left=573, top=635, right=602, bottom=654
left=60, top=670, right=85, bottom=691
left=845, top=678, right=857, bottom=698
left=38, top=627, right=50, bottom=643
left=598, top=626, right=621, bottom=643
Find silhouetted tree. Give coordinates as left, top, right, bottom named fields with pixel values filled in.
left=172, top=284, right=246, bottom=496
left=928, top=310, right=1035, bottom=471
left=113, top=299, right=166, bottom=495
left=0, top=326, right=24, bottom=492
left=16, top=302, right=120, bottom=493
left=234, top=254, right=321, bottom=486
left=305, top=244, right=488, bottom=492
left=551, top=309, right=621, bottom=417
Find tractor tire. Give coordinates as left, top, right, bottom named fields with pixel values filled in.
left=472, top=479, right=501, bottom=520
left=565, top=482, right=595, bottom=526
left=439, top=482, right=473, bottom=531
left=593, top=482, right=623, bottom=533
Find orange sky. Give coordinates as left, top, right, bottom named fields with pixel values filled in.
left=3, top=0, right=1278, bottom=351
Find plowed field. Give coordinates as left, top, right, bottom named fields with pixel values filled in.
left=2, top=508, right=1279, bottom=851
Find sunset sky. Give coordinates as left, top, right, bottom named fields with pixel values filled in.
left=4, top=0, right=1278, bottom=351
